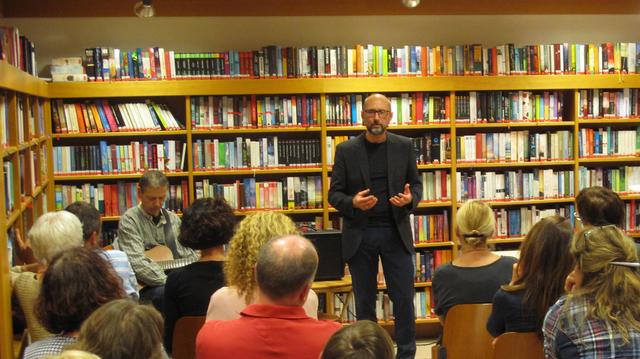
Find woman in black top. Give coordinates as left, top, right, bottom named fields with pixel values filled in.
left=486, top=215, right=574, bottom=337
left=433, top=200, right=517, bottom=322
left=163, top=198, right=236, bottom=354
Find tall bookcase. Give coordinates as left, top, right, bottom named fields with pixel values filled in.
left=2, top=64, right=640, bottom=357
left=0, top=61, right=51, bottom=359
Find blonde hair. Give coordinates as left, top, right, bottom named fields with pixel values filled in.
left=455, top=200, right=494, bottom=247
left=224, top=211, right=299, bottom=304
left=28, top=211, right=83, bottom=264
left=46, top=350, right=101, bottom=359
left=568, top=225, right=640, bottom=342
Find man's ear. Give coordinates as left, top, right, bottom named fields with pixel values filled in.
left=89, top=231, right=102, bottom=248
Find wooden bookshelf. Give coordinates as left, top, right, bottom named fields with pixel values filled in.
left=4, top=65, right=640, bottom=356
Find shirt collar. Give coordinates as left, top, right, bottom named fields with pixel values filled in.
left=137, top=204, right=167, bottom=225
left=241, top=304, right=309, bottom=320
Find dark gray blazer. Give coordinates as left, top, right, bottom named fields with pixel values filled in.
left=328, top=132, right=422, bottom=260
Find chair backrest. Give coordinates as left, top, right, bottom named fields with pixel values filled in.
left=492, top=332, right=544, bottom=359
left=171, top=316, right=206, bottom=359
left=441, top=303, right=494, bottom=359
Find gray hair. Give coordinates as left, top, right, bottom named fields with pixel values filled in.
left=28, top=211, right=83, bottom=264
left=139, top=171, right=169, bottom=193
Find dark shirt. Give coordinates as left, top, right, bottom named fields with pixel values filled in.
left=433, top=256, right=517, bottom=319
left=364, top=139, right=392, bottom=226
left=163, top=260, right=225, bottom=353
left=486, top=288, right=539, bottom=337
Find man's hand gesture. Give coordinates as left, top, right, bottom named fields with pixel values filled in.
left=352, top=189, right=378, bottom=211
left=390, top=183, right=413, bottom=207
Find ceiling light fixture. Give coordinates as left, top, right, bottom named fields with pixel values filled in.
left=134, top=0, right=155, bottom=18
left=402, top=0, right=421, bottom=8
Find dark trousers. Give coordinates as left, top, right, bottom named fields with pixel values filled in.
left=139, top=285, right=165, bottom=312
left=347, top=226, right=416, bottom=359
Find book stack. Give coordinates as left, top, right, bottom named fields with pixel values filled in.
left=51, top=57, right=87, bottom=82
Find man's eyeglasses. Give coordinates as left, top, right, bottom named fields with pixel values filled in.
left=363, top=109, right=391, bottom=117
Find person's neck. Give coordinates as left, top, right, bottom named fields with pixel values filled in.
left=199, top=246, right=225, bottom=262
left=255, top=288, right=306, bottom=307
left=460, top=245, right=491, bottom=256
left=365, top=131, right=387, bottom=144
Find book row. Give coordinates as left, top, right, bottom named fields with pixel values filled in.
left=410, top=211, right=449, bottom=244
left=80, top=42, right=640, bottom=81
left=194, top=176, right=323, bottom=210
left=579, top=89, right=640, bottom=119
left=625, top=200, right=640, bottom=233
left=325, top=93, right=450, bottom=126
left=415, top=250, right=453, bottom=284
left=494, top=204, right=575, bottom=238
left=53, top=141, right=187, bottom=175
left=456, top=130, right=574, bottom=163
left=421, top=171, right=451, bottom=202
left=332, top=288, right=436, bottom=323
left=0, top=26, right=36, bottom=76
left=3, top=161, right=13, bottom=216
left=578, top=166, right=640, bottom=194
left=455, top=91, right=565, bottom=123
left=577, top=128, right=640, bottom=157
left=192, top=137, right=321, bottom=170
left=52, top=99, right=183, bottom=134
left=456, top=169, right=575, bottom=202
left=1, top=94, right=45, bottom=146
left=190, top=95, right=321, bottom=129
left=53, top=180, right=189, bottom=216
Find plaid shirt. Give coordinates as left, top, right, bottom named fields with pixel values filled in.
left=543, top=295, right=640, bottom=359
left=114, top=205, right=196, bottom=287
left=23, top=335, right=76, bottom=359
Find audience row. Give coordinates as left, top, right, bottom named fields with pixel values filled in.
left=8, top=173, right=640, bottom=358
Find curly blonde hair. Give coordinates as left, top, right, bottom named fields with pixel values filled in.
left=224, top=211, right=299, bottom=304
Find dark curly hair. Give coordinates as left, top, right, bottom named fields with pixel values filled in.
left=35, top=247, right=126, bottom=334
left=178, top=197, right=236, bottom=250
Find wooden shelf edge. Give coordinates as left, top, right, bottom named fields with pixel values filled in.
left=193, top=127, right=321, bottom=134
left=0, top=61, right=47, bottom=96
left=456, top=160, right=574, bottom=168
left=457, top=197, right=575, bottom=207
left=52, top=130, right=188, bottom=138
left=415, top=241, right=454, bottom=248
left=54, top=172, right=188, bottom=180
left=455, top=121, right=573, bottom=128
left=46, top=74, right=640, bottom=98
left=192, top=167, right=323, bottom=176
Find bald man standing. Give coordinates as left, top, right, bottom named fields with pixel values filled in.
left=329, top=93, right=422, bottom=359
left=196, top=235, right=341, bottom=359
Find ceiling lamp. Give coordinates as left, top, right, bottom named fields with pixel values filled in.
left=402, top=0, right=421, bottom=8
left=134, top=0, right=155, bottom=18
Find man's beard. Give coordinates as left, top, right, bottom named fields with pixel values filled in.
left=366, top=123, right=386, bottom=136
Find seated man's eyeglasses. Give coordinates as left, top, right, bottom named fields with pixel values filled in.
left=363, top=109, right=391, bottom=117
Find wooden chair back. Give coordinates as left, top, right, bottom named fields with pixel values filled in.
left=492, top=332, right=544, bottom=359
left=441, top=303, right=494, bottom=359
left=171, top=316, right=206, bottom=359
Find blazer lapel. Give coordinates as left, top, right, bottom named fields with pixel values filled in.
left=356, top=135, right=372, bottom=189
left=386, top=133, right=399, bottom=194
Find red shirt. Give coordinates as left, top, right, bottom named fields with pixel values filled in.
left=196, top=303, right=341, bottom=359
